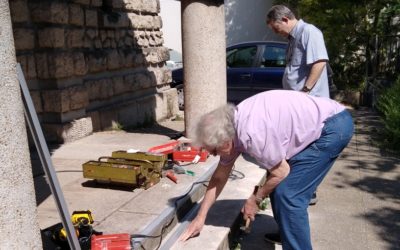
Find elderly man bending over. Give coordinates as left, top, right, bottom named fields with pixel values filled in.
left=179, top=90, right=354, bottom=250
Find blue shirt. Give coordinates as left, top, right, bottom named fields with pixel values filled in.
left=219, top=90, right=345, bottom=169
left=283, top=20, right=329, bottom=97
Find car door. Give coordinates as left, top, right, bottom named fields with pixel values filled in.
left=226, top=45, right=259, bottom=104
left=252, top=43, right=287, bottom=95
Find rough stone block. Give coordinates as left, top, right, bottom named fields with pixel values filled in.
left=31, top=90, right=43, bottom=113
left=143, top=47, right=169, bottom=64
left=134, top=32, right=149, bottom=48
left=153, top=16, right=162, bottom=29
left=69, top=4, right=84, bottom=26
left=87, top=52, right=107, bottom=73
left=107, top=30, right=115, bottom=40
left=43, top=117, right=93, bottom=143
left=124, top=36, right=134, bottom=47
left=86, top=80, right=100, bottom=101
left=86, top=79, right=113, bottom=101
left=31, top=2, right=68, bottom=24
left=13, top=28, right=35, bottom=50
left=35, top=53, right=49, bottom=79
left=135, top=71, right=155, bottom=89
left=86, top=29, right=98, bottom=39
left=42, top=89, right=70, bottom=113
left=99, top=79, right=114, bottom=99
left=146, top=67, right=165, bottom=87
left=162, top=67, right=172, bottom=85
left=98, top=109, right=119, bottom=131
left=66, top=29, right=85, bottom=48
left=128, top=14, right=154, bottom=29
left=17, top=55, right=37, bottom=79
left=69, top=86, right=89, bottom=110
left=103, top=12, right=130, bottom=28
left=135, top=95, right=156, bottom=125
left=10, top=0, right=29, bottom=23
left=124, top=74, right=140, bottom=91
left=112, top=76, right=129, bottom=95
left=91, top=0, right=103, bottom=7
left=72, top=52, right=88, bottom=76
left=134, top=53, right=146, bottom=67
left=162, top=88, right=178, bottom=118
left=124, top=0, right=159, bottom=14
left=100, top=30, right=108, bottom=42
left=142, top=0, right=160, bottom=13
left=122, top=50, right=134, bottom=68
left=117, top=102, right=139, bottom=127
left=85, top=9, right=98, bottom=27
left=108, top=0, right=124, bottom=9
left=38, top=28, right=65, bottom=48
left=107, top=50, right=122, bottom=70
left=48, top=53, right=74, bottom=78
left=94, top=38, right=102, bottom=49
left=88, top=110, right=101, bottom=132
left=70, top=0, right=90, bottom=5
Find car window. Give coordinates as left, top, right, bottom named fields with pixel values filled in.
left=260, top=46, right=286, bottom=68
left=226, top=46, right=257, bottom=68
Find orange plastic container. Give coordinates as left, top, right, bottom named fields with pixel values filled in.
left=91, top=233, right=131, bottom=250
left=148, top=140, right=209, bottom=162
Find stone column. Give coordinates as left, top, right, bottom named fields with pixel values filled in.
left=0, top=1, right=42, bottom=249
left=181, top=0, right=226, bottom=138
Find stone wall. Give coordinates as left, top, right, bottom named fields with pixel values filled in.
left=10, top=0, right=178, bottom=143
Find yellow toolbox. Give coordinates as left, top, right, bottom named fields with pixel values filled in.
left=82, top=152, right=167, bottom=189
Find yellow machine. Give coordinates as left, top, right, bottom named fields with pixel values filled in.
left=53, top=210, right=94, bottom=241
left=82, top=151, right=167, bottom=189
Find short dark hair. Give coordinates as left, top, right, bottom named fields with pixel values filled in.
left=266, top=5, right=296, bottom=23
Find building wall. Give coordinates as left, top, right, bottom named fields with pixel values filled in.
left=10, top=0, right=178, bottom=143
left=159, top=0, right=283, bottom=53
left=159, top=0, right=182, bottom=54
left=225, top=0, right=283, bottom=46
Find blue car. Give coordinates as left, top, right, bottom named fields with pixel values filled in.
left=171, top=41, right=287, bottom=109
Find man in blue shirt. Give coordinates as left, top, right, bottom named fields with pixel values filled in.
left=267, top=5, right=330, bottom=97
left=265, top=4, right=331, bottom=245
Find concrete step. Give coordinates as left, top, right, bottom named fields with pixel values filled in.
left=132, top=155, right=268, bottom=250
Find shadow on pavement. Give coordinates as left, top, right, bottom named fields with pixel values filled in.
left=339, top=107, right=400, bottom=249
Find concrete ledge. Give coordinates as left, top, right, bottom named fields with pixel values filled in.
left=158, top=155, right=267, bottom=249
left=131, top=161, right=218, bottom=250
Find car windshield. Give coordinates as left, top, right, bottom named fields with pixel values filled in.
left=226, top=46, right=257, bottom=68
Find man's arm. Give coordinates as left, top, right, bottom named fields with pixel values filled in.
left=242, top=159, right=290, bottom=220
left=179, top=161, right=235, bottom=241
left=302, top=60, right=327, bottom=92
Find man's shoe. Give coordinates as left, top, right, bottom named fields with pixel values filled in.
left=309, top=192, right=318, bottom=205
left=264, top=233, right=282, bottom=245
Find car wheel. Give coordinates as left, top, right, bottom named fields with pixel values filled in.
left=176, top=84, right=184, bottom=110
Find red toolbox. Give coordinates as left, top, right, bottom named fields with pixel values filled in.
left=148, top=140, right=209, bottom=162
left=91, top=233, right=131, bottom=250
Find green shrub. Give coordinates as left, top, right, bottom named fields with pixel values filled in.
left=376, top=76, right=400, bottom=151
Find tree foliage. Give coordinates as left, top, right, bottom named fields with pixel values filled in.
left=274, top=0, right=400, bottom=90
left=376, top=76, right=400, bottom=151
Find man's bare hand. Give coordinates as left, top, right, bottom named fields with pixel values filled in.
left=179, top=216, right=205, bottom=242
left=241, top=195, right=259, bottom=221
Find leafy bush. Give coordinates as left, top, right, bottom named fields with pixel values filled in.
left=376, top=76, right=400, bottom=150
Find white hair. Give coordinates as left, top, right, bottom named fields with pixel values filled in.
left=194, top=104, right=236, bottom=149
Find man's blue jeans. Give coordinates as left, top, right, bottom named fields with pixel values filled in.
left=269, top=110, right=354, bottom=250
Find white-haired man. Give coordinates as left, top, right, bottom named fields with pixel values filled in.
left=180, top=90, right=353, bottom=250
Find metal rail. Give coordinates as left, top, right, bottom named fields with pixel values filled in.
left=17, top=64, right=81, bottom=250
